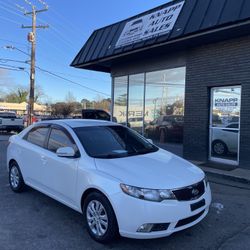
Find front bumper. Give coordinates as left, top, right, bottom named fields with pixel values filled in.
left=111, top=183, right=212, bottom=239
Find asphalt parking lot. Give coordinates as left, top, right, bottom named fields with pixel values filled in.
left=0, top=133, right=250, bottom=250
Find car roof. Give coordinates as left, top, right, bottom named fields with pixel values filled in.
left=37, top=119, right=117, bottom=128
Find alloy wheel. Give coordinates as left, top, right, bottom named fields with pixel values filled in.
left=86, top=200, right=109, bottom=237
left=10, top=165, right=20, bottom=189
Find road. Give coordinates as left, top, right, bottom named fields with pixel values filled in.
left=0, top=134, right=250, bottom=250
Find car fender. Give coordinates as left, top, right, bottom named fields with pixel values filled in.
left=76, top=168, right=122, bottom=214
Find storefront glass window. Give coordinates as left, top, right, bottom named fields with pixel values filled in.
left=144, top=67, right=185, bottom=143
left=112, top=67, right=186, bottom=144
left=113, top=76, right=128, bottom=124
left=128, top=74, right=144, bottom=134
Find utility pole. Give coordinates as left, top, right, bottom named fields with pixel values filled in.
left=19, top=0, right=49, bottom=126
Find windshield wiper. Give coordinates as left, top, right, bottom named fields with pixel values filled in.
left=95, top=152, right=128, bottom=159
left=133, top=147, right=158, bottom=156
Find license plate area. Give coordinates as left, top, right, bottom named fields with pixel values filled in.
left=190, top=199, right=205, bottom=211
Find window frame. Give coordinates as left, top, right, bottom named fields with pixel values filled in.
left=46, top=124, right=81, bottom=158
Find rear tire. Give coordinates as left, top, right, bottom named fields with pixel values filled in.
left=9, top=161, right=25, bottom=193
left=83, top=192, right=119, bottom=243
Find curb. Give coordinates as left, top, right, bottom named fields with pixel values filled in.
left=203, top=170, right=250, bottom=185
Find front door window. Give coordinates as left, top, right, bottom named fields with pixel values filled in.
left=209, top=86, right=241, bottom=165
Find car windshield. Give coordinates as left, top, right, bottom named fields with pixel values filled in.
left=74, top=125, right=158, bottom=159
left=0, top=112, right=16, bottom=118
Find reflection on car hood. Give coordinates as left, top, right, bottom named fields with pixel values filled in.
left=94, top=149, right=204, bottom=189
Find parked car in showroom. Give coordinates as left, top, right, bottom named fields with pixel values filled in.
left=0, top=111, right=24, bottom=133
left=212, top=122, right=239, bottom=156
left=81, top=109, right=117, bottom=122
left=145, top=115, right=184, bottom=143
left=81, top=109, right=130, bottom=127
left=7, top=119, right=211, bottom=243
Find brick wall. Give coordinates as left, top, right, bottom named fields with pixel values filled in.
left=184, top=35, right=250, bottom=169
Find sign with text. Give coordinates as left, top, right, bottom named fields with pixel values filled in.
left=115, top=1, right=185, bottom=48
left=214, top=97, right=240, bottom=113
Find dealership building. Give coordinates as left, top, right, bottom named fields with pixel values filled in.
left=71, top=0, right=250, bottom=169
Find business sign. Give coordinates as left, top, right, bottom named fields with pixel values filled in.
left=214, top=97, right=240, bottom=113
left=215, top=98, right=239, bottom=108
left=115, top=1, right=185, bottom=48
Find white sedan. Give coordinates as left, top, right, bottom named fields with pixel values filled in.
left=7, top=119, right=211, bottom=243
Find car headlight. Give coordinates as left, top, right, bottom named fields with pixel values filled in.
left=120, top=184, right=176, bottom=202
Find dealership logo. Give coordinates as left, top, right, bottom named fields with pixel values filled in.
left=191, top=188, right=200, bottom=197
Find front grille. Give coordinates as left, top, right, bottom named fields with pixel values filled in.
left=175, top=210, right=205, bottom=228
left=172, top=180, right=205, bottom=201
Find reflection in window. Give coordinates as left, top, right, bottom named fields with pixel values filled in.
left=26, top=127, right=49, bottom=147
left=48, top=129, right=76, bottom=153
left=144, top=67, right=185, bottom=143
left=113, top=76, right=128, bottom=124
left=210, top=86, right=241, bottom=163
left=212, top=87, right=241, bottom=127
left=128, top=74, right=144, bottom=134
left=112, top=67, right=186, bottom=144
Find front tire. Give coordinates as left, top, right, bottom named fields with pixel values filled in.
left=84, top=192, right=119, bottom=243
left=9, top=162, right=25, bottom=192
left=212, top=140, right=228, bottom=156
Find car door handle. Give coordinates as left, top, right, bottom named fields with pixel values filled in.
left=41, top=155, right=47, bottom=165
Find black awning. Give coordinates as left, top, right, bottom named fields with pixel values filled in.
left=71, top=0, right=250, bottom=73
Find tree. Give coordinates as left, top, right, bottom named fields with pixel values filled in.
left=34, top=85, right=45, bottom=103
left=65, top=91, right=76, bottom=103
left=5, top=87, right=28, bottom=103
left=2, top=85, right=44, bottom=103
left=51, top=102, right=75, bottom=118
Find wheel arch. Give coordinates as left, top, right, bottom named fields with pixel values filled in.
left=8, top=159, right=17, bottom=170
left=80, top=187, right=115, bottom=214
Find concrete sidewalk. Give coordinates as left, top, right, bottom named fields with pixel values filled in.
left=158, top=142, right=250, bottom=185
left=192, top=161, right=250, bottom=185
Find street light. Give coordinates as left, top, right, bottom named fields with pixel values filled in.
left=3, top=45, right=30, bottom=57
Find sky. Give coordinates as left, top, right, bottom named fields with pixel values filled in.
left=0, top=0, right=171, bottom=103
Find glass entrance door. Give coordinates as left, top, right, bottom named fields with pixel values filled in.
left=209, top=86, right=241, bottom=165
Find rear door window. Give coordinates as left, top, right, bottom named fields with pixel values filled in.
left=25, top=127, right=49, bottom=147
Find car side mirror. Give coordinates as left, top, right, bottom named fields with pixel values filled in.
left=56, top=147, right=75, bottom=158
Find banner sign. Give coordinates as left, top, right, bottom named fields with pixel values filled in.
left=215, top=98, right=239, bottom=108
left=115, top=1, right=185, bottom=48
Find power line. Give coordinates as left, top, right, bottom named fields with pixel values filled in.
left=0, top=16, right=20, bottom=25
left=36, top=66, right=110, bottom=97
left=0, top=66, right=27, bottom=72
left=0, top=63, right=25, bottom=69
left=0, top=58, right=110, bottom=96
left=0, top=58, right=29, bottom=64
left=0, top=4, right=29, bottom=21
left=0, top=38, right=28, bottom=48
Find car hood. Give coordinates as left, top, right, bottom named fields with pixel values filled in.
left=94, top=149, right=204, bottom=189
